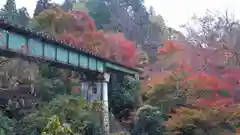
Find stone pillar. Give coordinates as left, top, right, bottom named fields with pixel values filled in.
left=102, top=73, right=110, bottom=134
left=81, top=82, right=87, bottom=100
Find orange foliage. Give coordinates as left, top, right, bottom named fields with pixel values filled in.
left=70, top=11, right=96, bottom=32
left=54, top=11, right=139, bottom=67
left=150, top=40, right=239, bottom=107
left=165, top=105, right=240, bottom=135
left=172, top=69, right=234, bottom=107
left=157, top=40, right=183, bottom=54
left=146, top=40, right=240, bottom=135
left=186, top=73, right=233, bottom=91
left=82, top=30, right=109, bottom=55
left=141, top=71, right=172, bottom=90
left=157, top=41, right=227, bottom=73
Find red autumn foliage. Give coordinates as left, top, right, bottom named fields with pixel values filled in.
left=185, top=73, right=234, bottom=107
left=55, top=11, right=139, bottom=67
left=104, top=33, right=139, bottom=67
left=154, top=40, right=240, bottom=107
left=157, top=40, right=183, bottom=54
left=158, top=41, right=227, bottom=74
left=70, top=11, right=96, bottom=32
left=186, top=73, right=233, bottom=91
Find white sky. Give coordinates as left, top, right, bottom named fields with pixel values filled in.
left=0, top=0, right=240, bottom=32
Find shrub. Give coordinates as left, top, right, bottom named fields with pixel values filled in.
left=18, top=95, right=103, bottom=135
left=41, top=115, right=74, bottom=135
left=0, top=111, right=15, bottom=135
left=165, top=105, right=239, bottom=135
left=131, top=105, right=165, bottom=135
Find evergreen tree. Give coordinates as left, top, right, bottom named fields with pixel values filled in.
left=3, top=0, right=17, bottom=12
left=86, top=0, right=110, bottom=29
left=17, top=7, right=30, bottom=27
left=1, top=0, right=18, bottom=23
left=87, top=0, right=161, bottom=61
left=61, top=0, right=76, bottom=11
left=149, top=6, right=155, bottom=16
left=33, top=0, right=51, bottom=17
left=0, top=11, right=4, bottom=19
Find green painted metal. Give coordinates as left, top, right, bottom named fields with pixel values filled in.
left=79, top=54, right=88, bottom=68
left=97, top=60, right=104, bottom=72
left=106, top=62, right=137, bottom=75
left=56, top=47, right=68, bottom=63
left=89, top=57, right=96, bottom=70
left=69, top=51, right=79, bottom=66
left=0, top=27, right=140, bottom=76
left=0, top=29, right=7, bottom=48
left=28, top=39, right=43, bottom=56
left=8, top=32, right=26, bottom=51
left=44, top=43, right=56, bottom=60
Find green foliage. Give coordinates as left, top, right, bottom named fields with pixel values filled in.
left=41, top=115, right=74, bottom=135
left=131, top=105, right=165, bottom=135
left=32, top=7, right=74, bottom=35
left=0, top=111, right=15, bottom=135
left=218, top=89, right=232, bottom=97
left=16, top=7, right=30, bottom=26
left=61, top=0, right=75, bottom=11
left=35, top=77, right=71, bottom=102
left=145, top=83, right=186, bottom=114
left=109, top=76, right=140, bottom=119
left=3, top=0, right=17, bottom=12
left=39, top=64, right=61, bottom=79
left=36, top=64, right=74, bottom=102
left=165, top=106, right=239, bottom=135
left=86, top=0, right=110, bottom=29
left=19, top=95, right=103, bottom=135
left=0, top=0, right=17, bottom=24
left=0, top=0, right=30, bottom=26
left=111, top=131, right=129, bottom=135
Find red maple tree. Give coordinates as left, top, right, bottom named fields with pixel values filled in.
left=55, top=11, right=139, bottom=67
left=156, top=40, right=239, bottom=107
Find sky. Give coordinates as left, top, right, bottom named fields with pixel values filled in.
left=0, top=0, right=240, bottom=32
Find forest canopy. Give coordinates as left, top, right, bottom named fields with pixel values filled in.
left=0, top=0, right=239, bottom=135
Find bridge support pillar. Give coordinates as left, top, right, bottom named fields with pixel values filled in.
left=102, top=73, right=110, bottom=134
